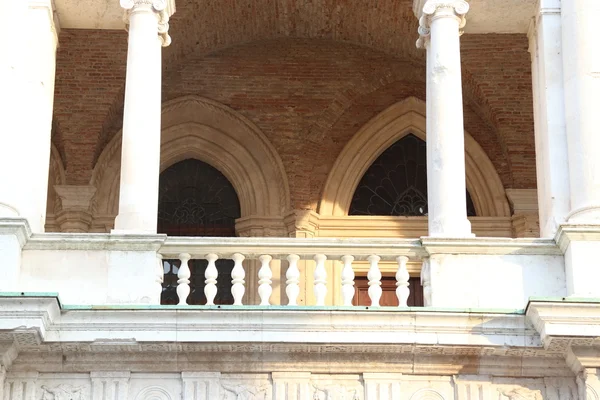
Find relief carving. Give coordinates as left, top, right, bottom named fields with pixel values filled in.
left=220, top=382, right=270, bottom=400
left=40, top=385, right=85, bottom=400
left=311, top=383, right=361, bottom=400
left=498, top=387, right=542, bottom=400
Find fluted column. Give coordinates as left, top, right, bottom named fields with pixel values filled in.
left=416, top=0, right=472, bottom=238
left=0, top=0, right=58, bottom=233
left=114, top=0, right=175, bottom=233
left=562, top=0, right=600, bottom=223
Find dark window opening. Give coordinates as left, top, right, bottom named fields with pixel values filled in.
left=349, top=134, right=476, bottom=217
left=158, top=159, right=240, bottom=305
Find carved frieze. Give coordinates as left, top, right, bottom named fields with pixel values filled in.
left=40, top=384, right=86, bottom=400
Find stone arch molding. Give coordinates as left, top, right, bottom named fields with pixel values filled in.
left=92, top=96, right=290, bottom=224
left=319, top=97, right=510, bottom=218
left=134, top=386, right=172, bottom=400
left=409, top=388, right=446, bottom=400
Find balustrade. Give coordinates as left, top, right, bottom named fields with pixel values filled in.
left=158, top=237, right=423, bottom=307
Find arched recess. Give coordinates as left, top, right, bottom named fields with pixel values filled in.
left=92, top=96, right=290, bottom=224
left=319, top=97, right=510, bottom=218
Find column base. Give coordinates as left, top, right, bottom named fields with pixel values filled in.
left=567, top=205, right=600, bottom=223
left=113, top=212, right=157, bottom=234
left=428, top=217, right=474, bottom=238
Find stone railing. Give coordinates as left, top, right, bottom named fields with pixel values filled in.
left=159, top=237, right=425, bottom=307
left=7, top=221, right=565, bottom=308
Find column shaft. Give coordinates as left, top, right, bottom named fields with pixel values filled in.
left=419, top=0, right=472, bottom=237
left=529, top=0, right=570, bottom=237
left=114, top=0, right=172, bottom=233
left=562, top=0, right=600, bottom=222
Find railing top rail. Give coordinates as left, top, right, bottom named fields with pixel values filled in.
left=160, top=236, right=426, bottom=260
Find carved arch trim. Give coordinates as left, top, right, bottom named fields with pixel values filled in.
left=319, top=97, right=510, bottom=218
left=92, top=96, right=290, bottom=222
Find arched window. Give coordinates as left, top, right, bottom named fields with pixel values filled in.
left=158, top=159, right=241, bottom=305
left=349, top=134, right=476, bottom=217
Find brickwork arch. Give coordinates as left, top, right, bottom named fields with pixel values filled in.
left=319, top=97, right=510, bottom=218
left=91, top=96, right=290, bottom=228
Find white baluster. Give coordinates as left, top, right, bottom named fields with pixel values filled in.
left=231, top=253, right=246, bottom=306
left=258, top=255, right=273, bottom=306
left=286, top=254, right=301, bottom=306
left=313, top=254, right=327, bottom=306
left=204, top=253, right=219, bottom=305
left=340, top=255, right=355, bottom=306
left=396, top=256, right=410, bottom=307
left=155, top=253, right=164, bottom=304
left=367, top=255, right=382, bottom=307
left=177, top=253, right=191, bottom=305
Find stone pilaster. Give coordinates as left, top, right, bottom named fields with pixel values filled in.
left=416, top=0, right=472, bottom=238
left=272, top=372, right=311, bottom=399
left=54, top=185, right=97, bottom=233
left=91, top=371, right=130, bottom=400
left=0, top=0, right=59, bottom=233
left=113, top=0, right=175, bottom=233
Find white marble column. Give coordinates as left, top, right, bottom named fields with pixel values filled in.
left=114, top=0, right=174, bottom=233
left=416, top=0, right=472, bottom=238
left=528, top=0, right=570, bottom=237
left=562, top=0, right=600, bottom=223
left=0, top=0, right=58, bottom=233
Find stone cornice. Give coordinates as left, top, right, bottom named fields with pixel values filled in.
left=527, top=300, right=600, bottom=352
left=0, top=296, right=539, bottom=352
left=0, top=218, right=31, bottom=248
left=555, top=224, right=600, bottom=253
left=421, top=236, right=560, bottom=256
left=23, top=233, right=166, bottom=251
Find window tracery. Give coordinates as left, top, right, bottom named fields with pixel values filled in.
left=349, top=134, right=476, bottom=217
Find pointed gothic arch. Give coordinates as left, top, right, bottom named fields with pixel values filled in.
left=319, top=97, right=510, bottom=218
left=91, top=96, right=290, bottom=230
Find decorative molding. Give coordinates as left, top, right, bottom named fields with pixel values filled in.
left=555, top=224, right=600, bottom=253
left=133, top=386, right=173, bottom=400
left=527, top=301, right=600, bottom=352
left=318, top=97, right=510, bottom=219
left=421, top=237, right=560, bottom=256
left=92, top=96, right=290, bottom=225
left=23, top=232, right=166, bottom=251
left=409, top=388, right=445, bottom=400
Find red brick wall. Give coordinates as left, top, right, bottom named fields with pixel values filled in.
left=53, top=30, right=127, bottom=184
left=52, top=21, right=534, bottom=211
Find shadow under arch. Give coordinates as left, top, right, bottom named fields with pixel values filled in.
left=319, top=96, right=510, bottom=218
left=91, top=96, right=290, bottom=224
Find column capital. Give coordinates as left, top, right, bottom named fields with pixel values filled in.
left=120, top=0, right=176, bottom=47
left=415, top=0, right=469, bottom=49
